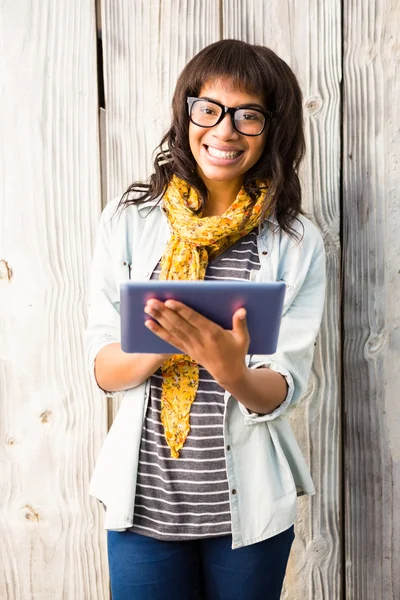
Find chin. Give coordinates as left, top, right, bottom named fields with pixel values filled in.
left=201, top=166, right=244, bottom=182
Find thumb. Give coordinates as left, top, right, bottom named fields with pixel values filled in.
left=232, top=308, right=248, bottom=340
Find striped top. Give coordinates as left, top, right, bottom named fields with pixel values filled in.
left=130, top=230, right=261, bottom=540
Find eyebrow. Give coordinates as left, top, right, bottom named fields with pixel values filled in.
left=200, top=96, right=266, bottom=111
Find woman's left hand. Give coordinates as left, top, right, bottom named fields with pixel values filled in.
left=144, top=298, right=249, bottom=386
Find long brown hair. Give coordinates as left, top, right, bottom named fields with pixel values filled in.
left=118, top=39, right=305, bottom=238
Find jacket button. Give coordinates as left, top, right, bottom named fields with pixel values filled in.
left=262, top=250, right=268, bottom=255
left=226, top=445, right=231, bottom=451
left=231, top=489, right=237, bottom=495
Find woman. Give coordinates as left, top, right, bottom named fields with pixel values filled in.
left=85, top=39, right=326, bottom=600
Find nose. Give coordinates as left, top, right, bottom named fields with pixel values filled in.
left=212, top=112, right=240, bottom=140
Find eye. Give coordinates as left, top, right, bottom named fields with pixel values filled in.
left=200, top=105, right=218, bottom=116
left=242, top=111, right=263, bottom=121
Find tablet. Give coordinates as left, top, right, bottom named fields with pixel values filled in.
left=120, top=280, right=286, bottom=355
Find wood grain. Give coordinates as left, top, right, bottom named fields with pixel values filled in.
left=0, top=1, right=108, bottom=598
left=342, top=0, right=400, bottom=598
left=101, top=0, right=221, bottom=200
left=223, top=2, right=342, bottom=598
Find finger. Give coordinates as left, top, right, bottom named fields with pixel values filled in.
left=145, top=300, right=198, bottom=335
left=232, top=308, right=250, bottom=344
left=144, top=301, right=198, bottom=349
left=163, top=299, right=211, bottom=329
left=144, top=318, right=189, bottom=353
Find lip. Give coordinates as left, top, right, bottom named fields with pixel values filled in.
left=202, top=144, right=244, bottom=166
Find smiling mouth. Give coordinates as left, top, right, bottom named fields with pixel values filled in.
left=205, top=145, right=243, bottom=160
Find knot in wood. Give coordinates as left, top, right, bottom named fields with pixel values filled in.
left=40, top=410, right=52, bottom=424
left=24, top=505, right=40, bottom=522
left=364, top=330, right=388, bottom=359
left=305, top=96, right=322, bottom=115
left=0, top=259, right=13, bottom=282
left=308, top=538, right=330, bottom=564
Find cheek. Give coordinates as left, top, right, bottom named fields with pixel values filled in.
left=249, top=137, right=267, bottom=165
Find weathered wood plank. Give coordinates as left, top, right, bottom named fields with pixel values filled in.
left=101, top=0, right=221, bottom=200
left=223, top=2, right=342, bottom=599
left=0, top=1, right=108, bottom=598
left=342, top=0, right=400, bottom=598
left=100, top=0, right=221, bottom=421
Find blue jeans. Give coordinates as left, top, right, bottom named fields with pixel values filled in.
left=107, top=526, right=294, bottom=600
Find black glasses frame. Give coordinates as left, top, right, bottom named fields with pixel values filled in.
left=187, top=96, right=273, bottom=137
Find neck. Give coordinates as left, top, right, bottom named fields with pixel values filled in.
left=200, top=176, right=243, bottom=217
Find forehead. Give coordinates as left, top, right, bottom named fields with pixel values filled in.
left=198, top=77, right=265, bottom=107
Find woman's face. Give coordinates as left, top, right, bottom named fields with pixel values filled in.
left=188, top=78, right=268, bottom=188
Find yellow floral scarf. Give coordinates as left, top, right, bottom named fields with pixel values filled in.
left=159, top=175, right=269, bottom=457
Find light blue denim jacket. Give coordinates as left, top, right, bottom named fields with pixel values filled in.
left=85, top=196, right=326, bottom=549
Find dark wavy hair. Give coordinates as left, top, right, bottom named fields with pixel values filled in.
left=118, top=39, right=305, bottom=238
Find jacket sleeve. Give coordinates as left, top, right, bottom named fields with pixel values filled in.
left=84, top=201, right=122, bottom=395
left=238, top=229, right=326, bottom=423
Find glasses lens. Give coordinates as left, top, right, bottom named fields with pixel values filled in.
left=234, top=109, right=265, bottom=135
left=190, top=100, right=222, bottom=127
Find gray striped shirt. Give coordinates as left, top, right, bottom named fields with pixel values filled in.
left=130, top=230, right=260, bottom=540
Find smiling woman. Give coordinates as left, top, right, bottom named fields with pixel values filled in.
left=85, top=39, right=326, bottom=600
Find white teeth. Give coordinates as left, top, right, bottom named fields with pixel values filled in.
left=207, top=146, right=242, bottom=159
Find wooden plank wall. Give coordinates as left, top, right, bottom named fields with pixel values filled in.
left=0, top=1, right=109, bottom=599
left=101, top=0, right=220, bottom=200
left=222, top=3, right=342, bottom=598
left=0, top=0, right=398, bottom=598
left=342, top=0, right=400, bottom=598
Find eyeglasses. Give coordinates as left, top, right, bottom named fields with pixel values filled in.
left=187, top=96, right=273, bottom=136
